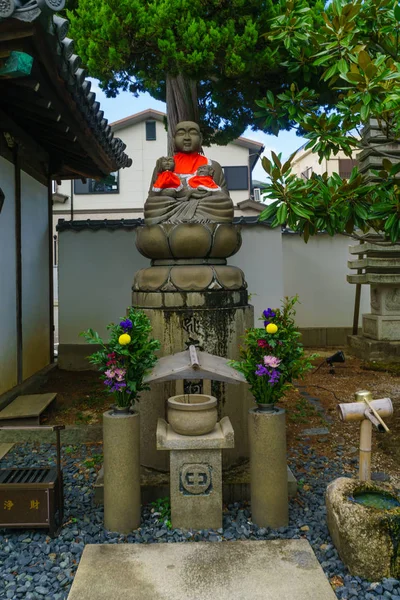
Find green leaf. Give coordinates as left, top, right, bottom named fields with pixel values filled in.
left=271, top=151, right=281, bottom=169
left=360, top=104, right=370, bottom=120
left=259, top=201, right=280, bottom=223
left=358, top=50, right=371, bottom=71
left=365, top=62, right=378, bottom=79
left=382, top=159, right=393, bottom=172
left=277, top=203, right=288, bottom=224
left=395, top=4, right=400, bottom=21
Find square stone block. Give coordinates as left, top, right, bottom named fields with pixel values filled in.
left=370, top=285, right=400, bottom=316
left=157, top=418, right=234, bottom=530
left=170, top=448, right=223, bottom=530
left=363, top=313, right=400, bottom=341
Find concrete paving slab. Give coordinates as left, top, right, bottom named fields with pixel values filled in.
left=67, top=540, right=337, bottom=600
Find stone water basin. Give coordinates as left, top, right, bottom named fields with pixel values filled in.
left=167, top=394, right=218, bottom=436
left=326, top=477, right=400, bottom=581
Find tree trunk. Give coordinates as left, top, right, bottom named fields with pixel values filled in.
left=166, top=73, right=199, bottom=155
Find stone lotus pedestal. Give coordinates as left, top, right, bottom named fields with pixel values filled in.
left=248, top=407, right=288, bottom=528
left=156, top=416, right=234, bottom=530
left=348, top=242, right=400, bottom=362
left=103, top=410, right=140, bottom=533
left=133, top=222, right=254, bottom=471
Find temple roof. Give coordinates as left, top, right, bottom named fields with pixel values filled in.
left=0, top=0, right=132, bottom=182
left=56, top=216, right=272, bottom=232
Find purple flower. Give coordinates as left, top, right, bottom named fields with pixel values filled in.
left=111, top=382, right=127, bottom=392
left=267, top=369, right=280, bottom=386
left=255, top=364, right=268, bottom=376
left=120, top=318, right=133, bottom=331
left=104, top=378, right=113, bottom=387
left=263, top=308, right=276, bottom=320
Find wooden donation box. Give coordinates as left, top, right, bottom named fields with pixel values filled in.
left=0, top=425, right=64, bottom=537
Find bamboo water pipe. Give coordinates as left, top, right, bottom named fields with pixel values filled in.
left=337, top=390, right=393, bottom=482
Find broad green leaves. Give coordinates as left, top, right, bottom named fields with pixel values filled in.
left=259, top=151, right=400, bottom=243
left=256, top=0, right=400, bottom=242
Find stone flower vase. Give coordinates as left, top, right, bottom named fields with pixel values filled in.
left=103, top=407, right=140, bottom=533
left=248, top=405, right=288, bottom=528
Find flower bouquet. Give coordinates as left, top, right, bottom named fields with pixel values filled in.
left=230, top=296, right=314, bottom=408
left=81, top=307, right=160, bottom=409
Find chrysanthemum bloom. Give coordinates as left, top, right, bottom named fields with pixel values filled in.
left=263, top=355, right=281, bottom=368
left=118, top=333, right=131, bottom=345
left=114, top=368, right=127, bottom=382
left=266, top=323, right=278, bottom=334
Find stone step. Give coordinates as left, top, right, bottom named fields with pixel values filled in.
left=0, top=443, right=13, bottom=460
left=0, top=393, right=57, bottom=426
left=93, top=464, right=297, bottom=505
left=67, top=540, right=337, bottom=600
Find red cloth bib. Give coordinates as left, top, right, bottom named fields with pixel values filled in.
left=173, top=152, right=208, bottom=174
left=152, top=171, right=182, bottom=190
left=188, top=175, right=220, bottom=190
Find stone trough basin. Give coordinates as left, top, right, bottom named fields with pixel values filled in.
left=326, top=477, right=400, bottom=580
left=167, top=394, right=218, bottom=436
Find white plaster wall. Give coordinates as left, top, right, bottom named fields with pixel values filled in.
left=0, top=156, right=18, bottom=394
left=282, top=233, right=370, bottom=327
left=58, top=225, right=284, bottom=346
left=58, top=229, right=149, bottom=344
left=230, top=226, right=284, bottom=320
left=21, top=172, right=50, bottom=380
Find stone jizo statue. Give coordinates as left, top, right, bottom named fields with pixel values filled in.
left=144, top=121, right=234, bottom=225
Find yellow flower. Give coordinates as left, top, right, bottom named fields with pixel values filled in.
left=118, top=333, right=131, bottom=345
left=266, top=323, right=278, bottom=334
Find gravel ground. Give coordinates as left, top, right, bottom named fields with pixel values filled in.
left=0, top=442, right=398, bottom=600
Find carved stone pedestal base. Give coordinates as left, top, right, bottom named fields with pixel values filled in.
left=156, top=417, right=234, bottom=530
left=363, top=314, right=400, bottom=341
left=348, top=334, right=400, bottom=363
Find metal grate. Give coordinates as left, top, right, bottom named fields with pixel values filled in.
left=0, top=467, right=55, bottom=485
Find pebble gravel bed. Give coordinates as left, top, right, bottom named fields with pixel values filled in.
left=0, top=442, right=398, bottom=600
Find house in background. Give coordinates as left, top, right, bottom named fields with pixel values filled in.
left=291, top=144, right=358, bottom=181
left=0, top=1, right=130, bottom=399
left=54, top=109, right=265, bottom=226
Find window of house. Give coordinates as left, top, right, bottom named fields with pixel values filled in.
left=146, top=121, right=156, bottom=141
left=223, top=166, right=249, bottom=191
left=301, top=167, right=313, bottom=180
left=339, top=159, right=357, bottom=179
left=74, top=171, right=119, bottom=194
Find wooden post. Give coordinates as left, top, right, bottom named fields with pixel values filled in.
left=352, top=241, right=364, bottom=335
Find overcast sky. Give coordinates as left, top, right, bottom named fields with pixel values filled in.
left=89, top=79, right=306, bottom=183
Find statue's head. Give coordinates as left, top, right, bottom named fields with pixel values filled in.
left=160, top=156, right=175, bottom=172
left=197, top=164, right=214, bottom=178
left=174, top=121, right=202, bottom=153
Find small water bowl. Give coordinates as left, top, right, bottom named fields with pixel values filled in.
left=352, top=491, right=400, bottom=510
left=167, top=394, right=218, bottom=436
